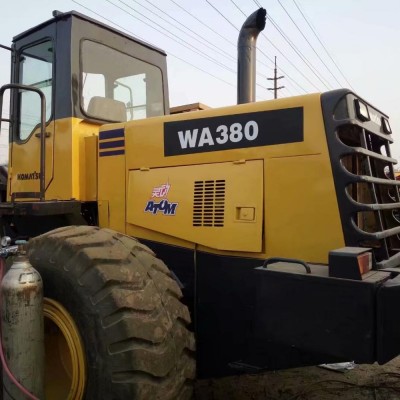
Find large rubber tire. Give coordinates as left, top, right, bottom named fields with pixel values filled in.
left=27, top=226, right=195, bottom=399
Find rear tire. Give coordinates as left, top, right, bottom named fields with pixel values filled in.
left=28, top=226, right=195, bottom=399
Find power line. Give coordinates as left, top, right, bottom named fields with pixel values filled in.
left=110, top=0, right=273, bottom=96
left=276, top=0, right=342, bottom=88
left=205, top=0, right=296, bottom=97
left=253, top=0, right=332, bottom=90
left=205, top=0, right=239, bottom=32
left=73, top=2, right=267, bottom=101
left=267, top=15, right=331, bottom=90
left=70, top=1, right=273, bottom=100
left=74, top=0, right=270, bottom=99
left=138, top=0, right=276, bottom=90
left=169, top=0, right=236, bottom=48
left=117, top=0, right=270, bottom=98
left=72, top=1, right=155, bottom=48
left=234, top=1, right=314, bottom=91
left=108, top=0, right=237, bottom=74
left=282, top=86, right=294, bottom=96
left=229, top=0, right=308, bottom=94
left=229, top=0, right=245, bottom=16
left=168, top=0, right=273, bottom=73
left=137, top=0, right=236, bottom=62
left=205, top=0, right=305, bottom=96
left=168, top=54, right=235, bottom=88
left=71, top=0, right=237, bottom=89
left=259, top=30, right=309, bottom=93
left=292, top=0, right=355, bottom=90
left=140, top=0, right=271, bottom=84
left=261, top=23, right=319, bottom=92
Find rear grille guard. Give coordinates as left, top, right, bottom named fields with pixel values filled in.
left=334, top=124, right=400, bottom=268
left=321, top=90, right=400, bottom=269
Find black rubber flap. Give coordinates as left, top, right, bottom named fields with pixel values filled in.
left=376, top=273, right=400, bottom=364
left=251, top=267, right=377, bottom=367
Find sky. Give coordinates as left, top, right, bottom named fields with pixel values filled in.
left=0, top=0, right=399, bottom=163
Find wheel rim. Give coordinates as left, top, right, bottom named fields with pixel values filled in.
left=43, top=297, right=86, bottom=400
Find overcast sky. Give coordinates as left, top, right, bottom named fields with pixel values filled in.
left=0, top=0, right=399, bottom=163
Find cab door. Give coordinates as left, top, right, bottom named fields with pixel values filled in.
left=9, top=39, right=55, bottom=200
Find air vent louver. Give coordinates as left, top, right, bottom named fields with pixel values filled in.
left=193, top=180, right=225, bottom=227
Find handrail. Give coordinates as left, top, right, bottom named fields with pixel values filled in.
left=262, top=257, right=311, bottom=274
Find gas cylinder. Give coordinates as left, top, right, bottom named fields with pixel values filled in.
left=1, top=243, right=44, bottom=399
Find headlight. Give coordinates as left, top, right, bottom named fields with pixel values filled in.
left=354, top=99, right=370, bottom=121
left=381, top=117, right=392, bottom=134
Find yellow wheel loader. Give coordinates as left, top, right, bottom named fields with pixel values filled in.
left=0, top=8, right=399, bottom=400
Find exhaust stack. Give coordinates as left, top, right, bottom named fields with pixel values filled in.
left=237, top=8, right=267, bottom=104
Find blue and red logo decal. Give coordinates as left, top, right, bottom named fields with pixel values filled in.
left=144, top=183, right=178, bottom=216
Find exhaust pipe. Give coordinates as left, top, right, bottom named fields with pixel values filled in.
left=237, top=8, right=267, bottom=104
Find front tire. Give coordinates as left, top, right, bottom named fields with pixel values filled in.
left=28, top=226, right=195, bottom=399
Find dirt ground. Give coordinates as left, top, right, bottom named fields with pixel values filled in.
left=195, top=357, right=400, bottom=400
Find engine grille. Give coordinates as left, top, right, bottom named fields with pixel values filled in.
left=337, top=124, right=400, bottom=268
left=193, top=180, right=225, bottom=227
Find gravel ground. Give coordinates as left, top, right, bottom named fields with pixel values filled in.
left=195, top=357, right=400, bottom=400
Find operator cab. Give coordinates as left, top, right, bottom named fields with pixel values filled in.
left=12, top=10, right=168, bottom=128
left=5, top=10, right=168, bottom=204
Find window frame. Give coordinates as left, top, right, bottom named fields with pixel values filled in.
left=79, top=38, right=165, bottom=123
left=16, top=37, right=55, bottom=144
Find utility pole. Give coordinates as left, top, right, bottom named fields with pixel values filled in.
left=267, top=56, right=284, bottom=99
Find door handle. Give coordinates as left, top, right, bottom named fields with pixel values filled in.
left=35, top=131, right=51, bottom=138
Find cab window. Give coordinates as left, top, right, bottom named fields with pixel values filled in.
left=81, top=40, right=164, bottom=122
left=18, top=40, right=53, bottom=141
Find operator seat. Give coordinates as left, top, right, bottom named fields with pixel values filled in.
left=87, top=96, right=127, bottom=122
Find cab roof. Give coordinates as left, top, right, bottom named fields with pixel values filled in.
left=12, top=10, right=167, bottom=56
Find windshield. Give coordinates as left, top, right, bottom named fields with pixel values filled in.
left=81, top=40, right=164, bottom=122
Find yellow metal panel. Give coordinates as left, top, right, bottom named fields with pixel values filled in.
left=98, top=200, right=109, bottom=228
left=127, top=160, right=263, bottom=252
left=125, top=94, right=323, bottom=171
left=98, top=123, right=126, bottom=233
left=9, top=91, right=344, bottom=264
left=44, top=118, right=101, bottom=201
left=47, top=118, right=73, bottom=200
left=82, top=135, right=98, bottom=201
left=9, top=117, right=102, bottom=202
left=122, top=93, right=344, bottom=263
left=72, top=119, right=101, bottom=201
left=9, top=121, right=55, bottom=200
left=126, top=225, right=195, bottom=249
left=264, top=154, right=344, bottom=263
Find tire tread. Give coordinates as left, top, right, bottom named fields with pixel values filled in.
left=28, top=226, right=195, bottom=400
